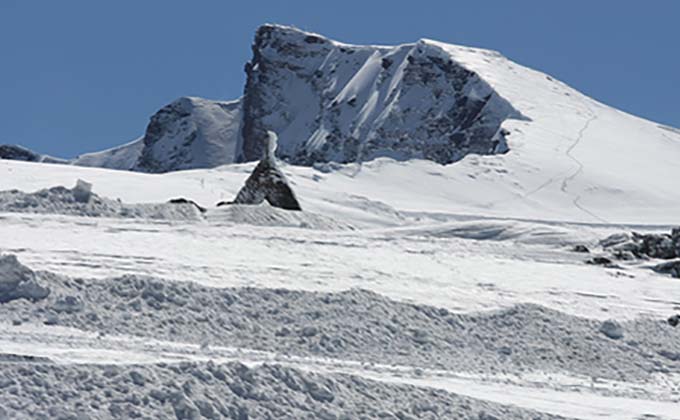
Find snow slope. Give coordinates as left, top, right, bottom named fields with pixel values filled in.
left=72, top=137, right=144, bottom=170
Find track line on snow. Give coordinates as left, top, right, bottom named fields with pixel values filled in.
left=559, top=105, right=610, bottom=224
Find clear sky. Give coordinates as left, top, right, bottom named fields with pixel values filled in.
left=1, top=0, right=678, bottom=158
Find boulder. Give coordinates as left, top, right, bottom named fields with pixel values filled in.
left=599, top=320, right=624, bottom=340
left=572, top=245, right=590, bottom=253
left=230, top=132, right=302, bottom=211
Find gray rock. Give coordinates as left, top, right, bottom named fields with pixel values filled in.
left=599, top=320, right=624, bottom=340
left=653, top=259, right=680, bottom=278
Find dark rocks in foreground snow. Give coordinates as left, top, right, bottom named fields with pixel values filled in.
left=168, top=197, right=207, bottom=213
left=571, top=244, right=590, bottom=253
left=0, top=255, right=50, bottom=303
left=597, top=227, right=680, bottom=278
left=652, top=259, right=680, bottom=278
left=668, top=315, right=680, bottom=327
left=585, top=256, right=617, bottom=268
left=601, top=228, right=680, bottom=261
left=0, top=362, right=565, bottom=420
left=230, top=132, right=302, bottom=211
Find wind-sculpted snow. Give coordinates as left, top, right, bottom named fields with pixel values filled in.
left=0, top=185, right=203, bottom=221
left=207, top=204, right=354, bottom=230
left=3, top=257, right=679, bottom=383
left=0, top=361, right=568, bottom=420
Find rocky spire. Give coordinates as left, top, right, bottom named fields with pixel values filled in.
left=229, top=131, right=302, bottom=211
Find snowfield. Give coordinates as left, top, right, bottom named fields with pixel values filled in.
left=1, top=159, right=679, bottom=419
left=2, top=25, right=680, bottom=420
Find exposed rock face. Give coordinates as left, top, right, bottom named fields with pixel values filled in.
left=240, top=24, right=525, bottom=165
left=601, top=228, right=680, bottom=261
left=0, top=255, right=50, bottom=304
left=653, top=260, right=680, bottom=278
left=134, top=97, right=242, bottom=173
left=598, top=227, right=680, bottom=278
left=231, top=132, right=302, bottom=210
left=0, top=144, right=66, bottom=164
left=0, top=144, right=42, bottom=162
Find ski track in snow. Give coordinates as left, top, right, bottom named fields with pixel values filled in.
left=559, top=105, right=610, bottom=225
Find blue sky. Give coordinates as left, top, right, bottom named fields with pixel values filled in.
left=1, top=0, right=678, bottom=158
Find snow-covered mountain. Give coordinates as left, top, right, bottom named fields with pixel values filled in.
left=132, top=97, right=242, bottom=173
left=2, top=24, right=679, bottom=223
left=71, top=97, right=242, bottom=172
left=239, top=25, right=525, bottom=164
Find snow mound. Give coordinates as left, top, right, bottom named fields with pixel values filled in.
left=3, top=260, right=678, bottom=383
left=0, top=361, right=563, bottom=420
left=207, top=204, right=354, bottom=230
left=397, top=219, right=588, bottom=247
left=0, top=254, right=49, bottom=303
left=0, top=183, right=204, bottom=221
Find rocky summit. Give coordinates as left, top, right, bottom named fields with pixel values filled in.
left=240, top=24, right=525, bottom=165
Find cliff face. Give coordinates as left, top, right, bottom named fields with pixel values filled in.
left=239, top=24, right=525, bottom=165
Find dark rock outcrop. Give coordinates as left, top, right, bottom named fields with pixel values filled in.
left=601, top=228, right=680, bottom=261
left=0, top=145, right=67, bottom=164
left=0, top=144, right=42, bottom=162
left=669, top=315, right=680, bottom=327
left=231, top=132, right=302, bottom=211
left=572, top=245, right=590, bottom=253
left=653, top=259, right=680, bottom=278
left=598, top=227, right=680, bottom=278
left=168, top=198, right=207, bottom=213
